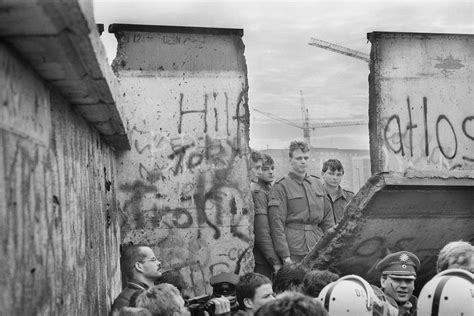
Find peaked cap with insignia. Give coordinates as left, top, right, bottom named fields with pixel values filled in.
left=376, top=251, right=420, bottom=279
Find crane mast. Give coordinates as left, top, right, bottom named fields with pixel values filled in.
left=308, top=37, right=370, bottom=63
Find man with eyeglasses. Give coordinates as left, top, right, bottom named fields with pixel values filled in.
left=111, top=244, right=163, bottom=314
left=321, top=159, right=354, bottom=225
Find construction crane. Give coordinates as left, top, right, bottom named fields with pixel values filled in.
left=308, top=37, right=370, bottom=63
left=253, top=107, right=367, bottom=148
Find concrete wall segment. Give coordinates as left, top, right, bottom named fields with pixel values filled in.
left=113, top=25, right=252, bottom=296
left=0, top=0, right=130, bottom=150
left=368, top=32, right=474, bottom=175
left=0, top=41, right=121, bottom=314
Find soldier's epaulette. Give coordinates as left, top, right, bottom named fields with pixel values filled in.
left=273, top=176, right=286, bottom=184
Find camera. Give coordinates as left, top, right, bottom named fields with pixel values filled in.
left=186, top=272, right=240, bottom=316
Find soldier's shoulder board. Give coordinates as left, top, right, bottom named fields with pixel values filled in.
left=273, top=176, right=286, bottom=184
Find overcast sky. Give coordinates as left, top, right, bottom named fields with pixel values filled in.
left=94, top=0, right=473, bottom=150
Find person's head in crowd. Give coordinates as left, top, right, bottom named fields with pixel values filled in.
left=155, top=270, right=189, bottom=298
left=272, top=264, right=307, bottom=294
left=255, top=292, right=328, bottom=316
left=288, top=141, right=310, bottom=176
left=260, top=154, right=275, bottom=183
left=135, top=283, right=190, bottom=316
left=250, top=150, right=263, bottom=182
left=118, top=307, right=152, bottom=316
left=417, top=268, right=473, bottom=316
left=121, top=244, right=162, bottom=287
left=436, top=240, right=474, bottom=273
left=321, top=159, right=344, bottom=189
left=376, top=251, right=420, bottom=313
left=317, top=274, right=399, bottom=316
left=236, top=272, right=275, bottom=315
left=301, top=269, right=340, bottom=297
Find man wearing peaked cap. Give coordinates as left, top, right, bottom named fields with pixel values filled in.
left=376, top=251, right=420, bottom=316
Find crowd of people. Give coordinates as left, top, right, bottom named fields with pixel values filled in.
left=111, top=141, right=473, bottom=316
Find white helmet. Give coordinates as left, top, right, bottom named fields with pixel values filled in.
left=317, top=275, right=398, bottom=316
left=417, top=268, right=473, bottom=316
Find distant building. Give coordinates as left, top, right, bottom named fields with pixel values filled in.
left=261, top=148, right=371, bottom=193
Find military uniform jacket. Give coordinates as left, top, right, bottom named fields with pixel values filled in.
left=268, top=172, right=335, bottom=258
left=252, top=179, right=281, bottom=266
left=324, top=185, right=354, bottom=224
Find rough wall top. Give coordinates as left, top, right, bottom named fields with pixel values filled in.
left=0, top=0, right=130, bottom=150
left=109, top=24, right=243, bottom=37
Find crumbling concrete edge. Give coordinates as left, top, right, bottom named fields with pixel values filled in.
left=301, top=173, right=387, bottom=270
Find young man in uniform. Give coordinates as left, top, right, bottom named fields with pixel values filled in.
left=268, top=141, right=335, bottom=264
left=112, top=244, right=163, bottom=314
left=252, top=154, right=282, bottom=278
left=376, top=251, right=420, bottom=316
left=250, top=150, right=263, bottom=190
left=321, top=159, right=354, bottom=224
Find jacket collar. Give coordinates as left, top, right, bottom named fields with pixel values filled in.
left=127, top=279, right=149, bottom=290
left=257, top=178, right=272, bottom=190
left=288, top=171, right=308, bottom=184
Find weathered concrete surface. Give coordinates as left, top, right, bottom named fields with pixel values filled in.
left=111, top=24, right=252, bottom=296
left=302, top=174, right=474, bottom=294
left=368, top=32, right=474, bottom=175
left=0, top=41, right=121, bottom=314
left=0, top=0, right=130, bottom=150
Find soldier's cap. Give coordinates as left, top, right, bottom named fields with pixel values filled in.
left=376, top=251, right=420, bottom=279
left=209, top=272, right=239, bottom=286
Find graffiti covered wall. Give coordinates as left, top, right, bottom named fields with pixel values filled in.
left=111, top=24, right=252, bottom=295
left=368, top=32, right=474, bottom=175
left=0, top=41, right=121, bottom=314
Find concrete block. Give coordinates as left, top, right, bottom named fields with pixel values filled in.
left=111, top=24, right=251, bottom=296
left=368, top=32, right=474, bottom=176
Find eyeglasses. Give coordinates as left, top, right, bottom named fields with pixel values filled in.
left=138, top=257, right=160, bottom=263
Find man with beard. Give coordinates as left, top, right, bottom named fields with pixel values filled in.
left=376, top=251, right=420, bottom=316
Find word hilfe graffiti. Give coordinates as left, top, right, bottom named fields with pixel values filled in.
left=383, top=96, right=474, bottom=162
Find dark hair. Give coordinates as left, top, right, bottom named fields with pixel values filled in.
left=301, top=270, right=340, bottom=297
left=251, top=150, right=263, bottom=163
left=321, top=159, right=344, bottom=173
left=262, top=154, right=274, bottom=167
left=155, top=270, right=188, bottom=294
left=120, top=244, right=149, bottom=279
left=273, top=264, right=307, bottom=294
left=288, top=141, right=309, bottom=158
left=236, top=272, right=272, bottom=310
left=255, top=292, right=328, bottom=316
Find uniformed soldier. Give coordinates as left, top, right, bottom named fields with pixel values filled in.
left=376, top=251, right=421, bottom=316
left=268, top=141, right=335, bottom=264
left=321, top=159, right=354, bottom=224
left=252, top=154, right=282, bottom=278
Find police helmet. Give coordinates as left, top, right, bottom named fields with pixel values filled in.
left=417, top=268, right=473, bottom=316
left=317, top=274, right=398, bottom=316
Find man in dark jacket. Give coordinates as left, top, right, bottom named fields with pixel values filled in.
left=268, top=141, right=335, bottom=264
left=321, top=159, right=354, bottom=224
left=111, top=244, right=163, bottom=314
left=252, top=154, right=282, bottom=278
